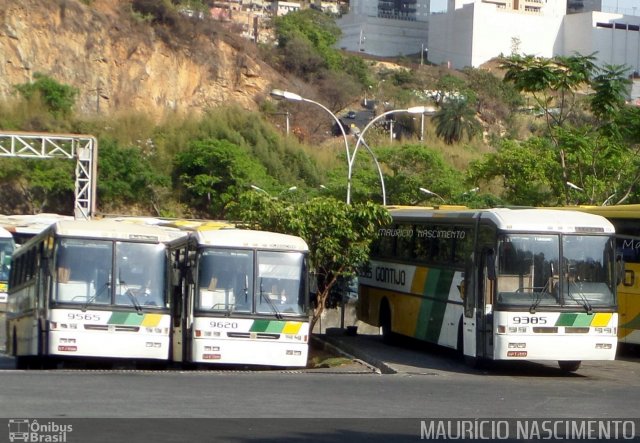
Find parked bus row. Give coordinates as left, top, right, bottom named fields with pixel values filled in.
left=4, top=206, right=635, bottom=373
left=6, top=219, right=310, bottom=369
left=357, top=207, right=621, bottom=372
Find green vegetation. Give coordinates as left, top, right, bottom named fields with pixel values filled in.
left=3, top=10, right=640, bottom=314
left=14, top=73, right=78, bottom=117
left=229, top=193, right=391, bottom=330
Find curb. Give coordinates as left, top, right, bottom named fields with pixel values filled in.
left=311, top=334, right=396, bottom=375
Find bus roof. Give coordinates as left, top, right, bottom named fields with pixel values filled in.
left=0, top=213, right=74, bottom=236
left=51, top=219, right=187, bottom=243
left=387, top=207, right=615, bottom=234
left=190, top=229, right=309, bottom=251
left=555, top=204, right=640, bottom=219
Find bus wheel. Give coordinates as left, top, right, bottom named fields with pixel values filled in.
left=13, top=330, right=27, bottom=370
left=558, top=360, right=581, bottom=372
left=380, top=301, right=396, bottom=345
left=464, top=355, right=484, bottom=369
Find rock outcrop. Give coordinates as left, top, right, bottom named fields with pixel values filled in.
left=0, top=0, right=283, bottom=120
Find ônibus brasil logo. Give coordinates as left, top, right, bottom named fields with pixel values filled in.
left=8, top=419, right=73, bottom=442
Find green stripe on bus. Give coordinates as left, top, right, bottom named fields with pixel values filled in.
left=108, top=312, right=143, bottom=326
left=250, top=319, right=286, bottom=333
left=416, top=268, right=454, bottom=342
left=572, top=313, right=595, bottom=327
left=555, top=313, right=594, bottom=327
left=621, top=314, right=640, bottom=329
left=555, top=313, right=577, bottom=326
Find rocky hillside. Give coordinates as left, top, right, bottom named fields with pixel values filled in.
left=0, top=0, right=285, bottom=121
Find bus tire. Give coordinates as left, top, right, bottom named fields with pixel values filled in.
left=13, top=329, right=27, bottom=370
left=456, top=319, right=464, bottom=356
left=380, top=300, right=396, bottom=345
left=558, top=360, right=581, bottom=372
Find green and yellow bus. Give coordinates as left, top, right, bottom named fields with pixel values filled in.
left=358, top=206, right=620, bottom=372
left=554, top=205, right=640, bottom=348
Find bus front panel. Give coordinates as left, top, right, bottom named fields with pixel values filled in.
left=48, top=308, right=171, bottom=360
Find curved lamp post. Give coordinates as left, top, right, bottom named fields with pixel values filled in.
left=350, top=106, right=436, bottom=205
left=250, top=184, right=269, bottom=194
left=251, top=184, right=297, bottom=197
left=270, top=89, right=352, bottom=203
left=351, top=129, right=387, bottom=206
left=419, top=187, right=446, bottom=203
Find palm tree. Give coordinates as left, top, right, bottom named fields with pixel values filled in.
left=433, top=98, right=480, bottom=144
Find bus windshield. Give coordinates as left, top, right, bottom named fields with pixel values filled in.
left=115, top=242, right=166, bottom=308
left=54, top=239, right=167, bottom=308
left=257, top=251, right=306, bottom=316
left=495, top=234, right=615, bottom=309
left=0, top=237, right=14, bottom=284
left=196, top=248, right=306, bottom=316
left=197, top=249, right=254, bottom=313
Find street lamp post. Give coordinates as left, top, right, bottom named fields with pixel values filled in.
left=250, top=184, right=269, bottom=194
left=251, top=184, right=297, bottom=199
left=419, top=187, right=446, bottom=203
left=351, top=131, right=386, bottom=206
left=566, top=181, right=584, bottom=192
left=350, top=106, right=436, bottom=205
left=270, top=89, right=352, bottom=203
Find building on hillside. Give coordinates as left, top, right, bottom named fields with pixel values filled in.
left=336, top=0, right=430, bottom=56
left=336, top=0, right=640, bottom=75
left=272, top=0, right=302, bottom=15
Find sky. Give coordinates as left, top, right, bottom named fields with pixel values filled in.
left=430, top=0, right=639, bottom=14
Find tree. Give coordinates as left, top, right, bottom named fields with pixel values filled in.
left=469, top=131, right=640, bottom=206
left=432, top=98, right=480, bottom=144
left=499, top=53, right=607, bottom=204
left=469, top=137, right=560, bottom=206
left=173, top=139, right=275, bottom=218
left=274, top=9, right=343, bottom=73
left=13, top=73, right=78, bottom=117
left=0, top=158, right=75, bottom=214
left=376, top=144, right=467, bottom=205
left=590, top=64, right=632, bottom=134
left=97, top=138, right=170, bottom=214
left=228, top=193, right=391, bottom=331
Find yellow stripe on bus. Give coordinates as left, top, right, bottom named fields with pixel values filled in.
left=282, top=322, right=302, bottom=334
left=591, top=312, right=613, bottom=327
left=141, top=314, right=163, bottom=327
left=411, top=267, right=427, bottom=294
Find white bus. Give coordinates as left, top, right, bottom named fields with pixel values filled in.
left=358, top=207, right=620, bottom=372
left=0, top=228, right=16, bottom=352
left=0, top=227, right=15, bottom=304
left=6, top=219, right=185, bottom=368
left=168, top=228, right=310, bottom=367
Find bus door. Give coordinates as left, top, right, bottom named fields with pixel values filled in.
left=462, top=223, right=495, bottom=361
left=477, top=247, right=496, bottom=359
left=462, top=259, right=476, bottom=358
left=170, top=245, right=192, bottom=362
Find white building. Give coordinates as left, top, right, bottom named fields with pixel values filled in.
left=336, top=0, right=430, bottom=56
left=564, top=11, right=640, bottom=74
left=337, top=0, right=640, bottom=73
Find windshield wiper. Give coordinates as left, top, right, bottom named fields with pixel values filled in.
left=81, top=281, right=110, bottom=312
left=566, top=281, right=593, bottom=314
left=121, top=283, right=143, bottom=315
left=530, top=263, right=553, bottom=314
left=260, top=278, right=282, bottom=320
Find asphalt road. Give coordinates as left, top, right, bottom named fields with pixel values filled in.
left=1, top=336, right=639, bottom=442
